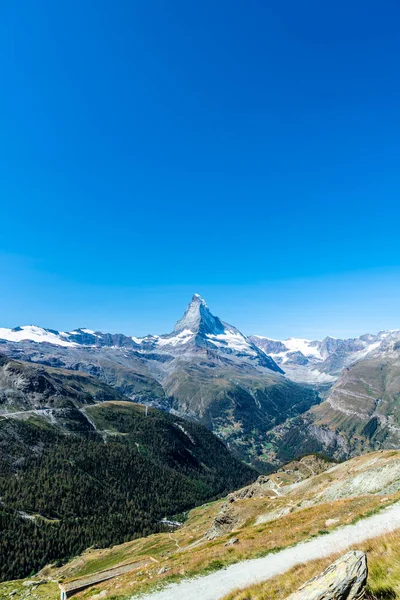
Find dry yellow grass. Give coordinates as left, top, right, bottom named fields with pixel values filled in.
left=222, top=529, right=400, bottom=599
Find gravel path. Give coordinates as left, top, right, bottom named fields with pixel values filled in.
left=134, top=501, right=400, bottom=600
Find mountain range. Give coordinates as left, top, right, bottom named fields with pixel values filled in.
left=250, top=329, right=400, bottom=464
left=250, top=329, right=400, bottom=384
left=1, top=294, right=400, bottom=584
left=1, top=294, right=395, bottom=389
left=0, top=294, right=399, bottom=467
left=0, top=295, right=318, bottom=467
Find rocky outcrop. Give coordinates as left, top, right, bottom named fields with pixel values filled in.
left=206, top=455, right=334, bottom=539
left=205, top=476, right=279, bottom=539
left=227, top=475, right=279, bottom=501
left=286, top=551, right=368, bottom=600
left=206, top=505, right=240, bottom=540
left=227, top=455, right=332, bottom=502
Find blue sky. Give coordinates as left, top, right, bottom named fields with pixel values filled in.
left=1, top=1, right=400, bottom=338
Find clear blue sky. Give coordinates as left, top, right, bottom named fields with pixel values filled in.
left=1, top=1, right=400, bottom=339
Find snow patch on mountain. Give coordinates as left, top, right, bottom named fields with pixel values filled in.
left=156, top=329, right=194, bottom=347
left=206, top=331, right=256, bottom=354
left=0, top=326, right=78, bottom=347
left=252, top=336, right=323, bottom=365
left=350, top=341, right=381, bottom=361
left=282, top=366, right=337, bottom=384
left=282, top=338, right=323, bottom=360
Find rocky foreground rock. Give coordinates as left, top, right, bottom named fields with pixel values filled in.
left=286, top=551, right=368, bottom=600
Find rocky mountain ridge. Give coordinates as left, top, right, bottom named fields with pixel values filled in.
left=257, top=340, right=400, bottom=468
left=0, top=295, right=279, bottom=372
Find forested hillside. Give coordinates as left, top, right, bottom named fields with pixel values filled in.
left=0, top=402, right=255, bottom=581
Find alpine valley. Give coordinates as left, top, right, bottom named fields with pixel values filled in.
left=0, top=295, right=400, bottom=588
left=1, top=294, right=400, bottom=469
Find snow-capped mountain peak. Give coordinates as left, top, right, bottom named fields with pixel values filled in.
left=173, top=294, right=225, bottom=336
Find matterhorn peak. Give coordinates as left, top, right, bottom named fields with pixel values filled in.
left=191, top=293, right=207, bottom=304
left=173, top=294, right=225, bottom=335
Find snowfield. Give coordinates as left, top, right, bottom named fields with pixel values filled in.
left=206, top=330, right=256, bottom=354
left=0, top=325, right=78, bottom=347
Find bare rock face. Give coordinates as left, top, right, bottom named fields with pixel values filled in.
left=285, top=551, right=368, bottom=600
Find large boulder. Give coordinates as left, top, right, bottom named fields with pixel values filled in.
left=286, top=551, right=368, bottom=600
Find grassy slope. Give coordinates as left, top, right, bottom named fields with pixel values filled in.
left=5, top=526, right=399, bottom=600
